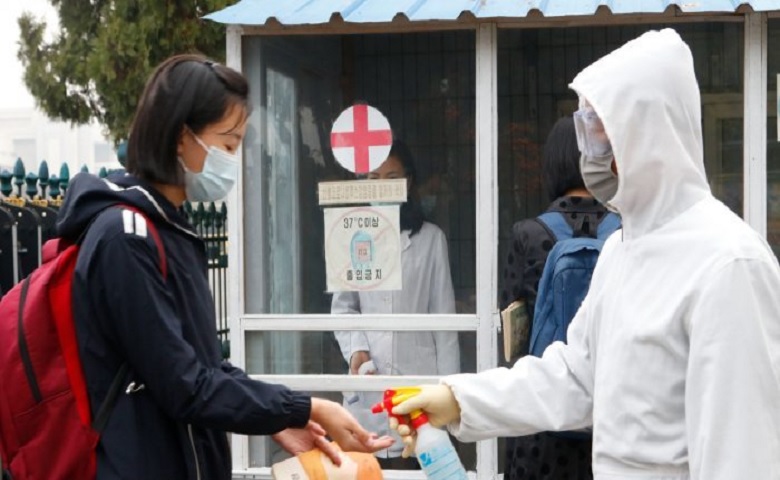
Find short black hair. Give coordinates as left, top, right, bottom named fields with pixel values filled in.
left=127, top=54, right=249, bottom=185
left=390, top=139, right=425, bottom=236
left=542, top=116, right=586, bottom=202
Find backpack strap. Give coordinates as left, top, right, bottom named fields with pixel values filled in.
left=536, top=212, right=574, bottom=242
left=88, top=204, right=168, bottom=432
left=596, top=212, right=621, bottom=239
left=91, top=363, right=131, bottom=431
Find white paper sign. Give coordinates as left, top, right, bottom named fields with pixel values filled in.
left=324, top=205, right=402, bottom=292
left=318, top=179, right=407, bottom=206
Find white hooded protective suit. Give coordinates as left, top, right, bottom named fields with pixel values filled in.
left=443, top=29, right=780, bottom=479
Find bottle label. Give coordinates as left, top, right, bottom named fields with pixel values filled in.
left=418, top=444, right=468, bottom=480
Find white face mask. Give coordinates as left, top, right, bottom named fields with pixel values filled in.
left=180, top=130, right=239, bottom=202
left=580, top=153, right=619, bottom=209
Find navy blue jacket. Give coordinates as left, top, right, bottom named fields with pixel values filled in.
left=57, top=173, right=311, bottom=479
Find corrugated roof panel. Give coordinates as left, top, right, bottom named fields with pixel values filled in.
left=288, top=0, right=365, bottom=24
left=404, top=0, right=482, bottom=21
left=204, top=0, right=779, bottom=25
left=201, top=0, right=283, bottom=25
left=340, top=0, right=429, bottom=23
left=467, top=1, right=537, bottom=19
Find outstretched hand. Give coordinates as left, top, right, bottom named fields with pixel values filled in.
left=311, top=398, right=394, bottom=453
left=272, top=421, right=343, bottom=465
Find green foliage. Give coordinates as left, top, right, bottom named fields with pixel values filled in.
left=18, top=0, right=232, bottom=143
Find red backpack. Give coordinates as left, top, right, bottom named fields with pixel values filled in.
left=0, top=206, right=166, bottom=480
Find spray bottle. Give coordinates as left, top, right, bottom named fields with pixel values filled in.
left=372, top=387, right=468, bottom=480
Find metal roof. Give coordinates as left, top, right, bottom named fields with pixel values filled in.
left=205, top=0, right=779, bottom=26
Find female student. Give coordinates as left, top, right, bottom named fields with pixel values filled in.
left=58, top=54, right=392, bottom=479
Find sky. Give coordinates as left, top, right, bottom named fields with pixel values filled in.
left=0, top=0, right=58, bottom=110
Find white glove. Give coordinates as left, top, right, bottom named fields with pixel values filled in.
left=388, top=384, right=461, bottom=458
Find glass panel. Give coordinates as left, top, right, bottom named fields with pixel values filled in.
left=242, top=32, right=477, bottom=317
left=247, top=392, right=477, bottom=471
left=241, top=32, right=477, bottom=470
left=710, top=117, right=744, bottom=215
left=767, top=20, right=780, bottom=257
left=497, top=22, right=744, bottom=317
left=245, top=331, right=476, bottom=375
left=241, top=32, right=477, bottom=439
left=496, top=22, right=743, bottom=473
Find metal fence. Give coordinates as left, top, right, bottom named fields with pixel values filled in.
left=0, top=158, right=229, bottom=358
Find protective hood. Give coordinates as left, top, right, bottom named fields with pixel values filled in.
left=570, top=29, right=711, bottom=239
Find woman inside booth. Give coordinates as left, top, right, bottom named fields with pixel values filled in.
left=332, top=139, right=460, bottom=470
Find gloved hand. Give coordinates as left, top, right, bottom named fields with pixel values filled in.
left=389, top=384, right=461, bottom=458
left=388, top=416, right=416, bottom=458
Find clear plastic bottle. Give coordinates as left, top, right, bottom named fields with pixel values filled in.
left=411, top=412, right=468, bottom=480
left=371, top=387, right=468, bottom=479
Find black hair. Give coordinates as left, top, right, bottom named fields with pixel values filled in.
left=390, top=140, right=425, bottom=236
left=126, top=54, right=249, bottom=185
left=542, top=116, right=586, bottom=202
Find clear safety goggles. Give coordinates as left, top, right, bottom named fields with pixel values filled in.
left=573, top=108, right=613, bottom=157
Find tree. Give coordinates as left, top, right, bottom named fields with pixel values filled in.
left=18, top=0, right=232, bottom=143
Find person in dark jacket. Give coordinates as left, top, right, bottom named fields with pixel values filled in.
left=56, top=54, right=392, bottom=480
left=501, top=117, right=611, bottom=480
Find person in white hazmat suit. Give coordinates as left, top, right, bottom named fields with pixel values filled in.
left=390, top=29, right=780, bottom=479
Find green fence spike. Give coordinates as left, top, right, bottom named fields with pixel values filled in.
left=80, top=164, right=89, bottom=173
left=215, top=202, right=227, bottom=229
left=49, top=174, right=60, bottom=198
left=59, top=163, right=70, bottom=193
left=0, top=170, right=12, bottom=198
left=117, top=141, right=128, bottom=167
left=221, top=338, right=230, bottom=360
left=25, top=172, right=39, bottom=199
left=38, top=161, right=49, bottom=198
left=99, top=167, right=108, bottom=178
left=195, top=202, right=206, bottom=228
left=13, top=158, right=25, bottom=196
left=206, top=202, right=217, bottom=228
left=38, top=160, right=49, bottom=182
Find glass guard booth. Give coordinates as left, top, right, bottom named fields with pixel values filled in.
left=204, top=3, right=778, bottom=478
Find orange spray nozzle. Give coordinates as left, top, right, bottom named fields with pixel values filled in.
left=370, top=387, right=422, bottom=426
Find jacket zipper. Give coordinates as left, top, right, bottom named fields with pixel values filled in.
left=188, top=424, right=202, bottom=480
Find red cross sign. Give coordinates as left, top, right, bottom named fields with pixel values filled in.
left=330, top=104, right=393, bottom=174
